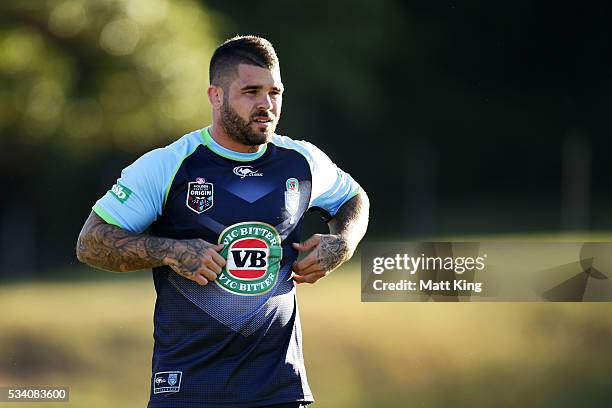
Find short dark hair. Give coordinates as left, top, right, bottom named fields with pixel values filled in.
left=209, top=35, right=279, bottom=86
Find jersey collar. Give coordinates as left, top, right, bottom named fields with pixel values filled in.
left=200, top=127, right=268, bottom=162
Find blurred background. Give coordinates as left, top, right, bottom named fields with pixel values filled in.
left=2, top=0, right=612, bottom=407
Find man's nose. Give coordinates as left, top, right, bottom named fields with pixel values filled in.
left=256, top=94, right=273, bottom=111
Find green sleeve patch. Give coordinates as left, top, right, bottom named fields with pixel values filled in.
left=110, top=183, right=132, bottom=203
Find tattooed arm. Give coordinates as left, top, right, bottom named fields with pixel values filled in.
left=292, top=190, right=370, bottom=284
left=76, top=211, right=225, bottom=285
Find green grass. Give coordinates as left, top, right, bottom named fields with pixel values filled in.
left=2, top=267, right=612, bottom=407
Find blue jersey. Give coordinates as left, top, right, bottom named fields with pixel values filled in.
left=93, top=127, right=360, bottom=407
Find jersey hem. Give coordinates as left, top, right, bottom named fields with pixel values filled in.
left=330, top=184, right=362, bottom=217
left=348, top=185, right=362, bottom=201
left=92, top=203, right=123, bottom=228
left=147, top=395, right=314, bottom=408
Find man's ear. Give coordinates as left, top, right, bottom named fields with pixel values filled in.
left=207, top=85, right=224, bottom=109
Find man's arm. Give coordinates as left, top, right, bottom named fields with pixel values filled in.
left=292, top=190, right=370, bottom=284
left=76, top=211, right=225, bottom=285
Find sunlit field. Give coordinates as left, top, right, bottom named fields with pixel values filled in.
left=2, top=263, right=612, bottom=407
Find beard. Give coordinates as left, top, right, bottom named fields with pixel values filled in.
left=220, top=102, right=276, bottom=146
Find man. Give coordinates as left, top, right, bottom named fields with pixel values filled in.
left=77, top=35, right=369, bottom=408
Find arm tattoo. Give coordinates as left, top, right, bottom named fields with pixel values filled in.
left=316, top=235, right=350, bottom=272
left=167, top=239, right=216, bottom=279
left=319, top=191, right=370, bottom=272
left=76, top=211, right=214, bottom=275
left=328, top=192, right=369, bottom=242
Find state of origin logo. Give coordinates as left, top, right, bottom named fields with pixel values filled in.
left=217, top=222, right=282, bottom=295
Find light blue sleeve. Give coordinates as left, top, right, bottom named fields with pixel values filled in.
left=271, top=135, right=361, bottom=217
left=93, top=131, right=203, bottom=233
left=305, top=142, right=361, bottom=217
left=92, top=148, right=174, bottom=233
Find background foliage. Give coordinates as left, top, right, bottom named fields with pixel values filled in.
left=2, top=2, right=612, bottom=406
left=2, top=1, right=612, bottom=274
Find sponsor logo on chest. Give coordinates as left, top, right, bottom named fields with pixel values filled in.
left=217, top=222, right=282, bottom=296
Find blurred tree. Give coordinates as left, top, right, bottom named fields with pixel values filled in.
left=0, top=0, right=220, bottom=155
left=0, top=0, right=221, bottom=277
left=2, top=0, right=612, bottom=278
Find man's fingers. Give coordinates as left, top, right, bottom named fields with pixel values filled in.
left=292, top=236, right=319, bottom=275
left=207, top=248, right=227, bottom=267
left=170, top=261, right=217, bottom=284
left=292, top=251, right=319, bottom=274
left=193, top=274, right=209, bottom=286
left=197, top=264, right=221, bottom=281
left=205, top=259, right=222, bottom=274
left=292, top=235, right=320, bottom=252
left=211, top=243, right=224, bottom=252
left=293, top=271, right=325, bottom=284
left=293, top=262, right=321, bottom=277
left=198, top=244, right=228, bottom=279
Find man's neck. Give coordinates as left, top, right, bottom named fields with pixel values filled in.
left=209, top=124, right=262, bottom=154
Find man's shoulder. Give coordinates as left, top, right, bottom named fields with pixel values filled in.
left=161, top=129, right=204, bottom=159
left=270, top=133, right=323, bottom=158
left=125, top=130, right=203, bottom=177
left=270, top=133, right=335, bottom=168
left=137, top=130, right=203, bottom=164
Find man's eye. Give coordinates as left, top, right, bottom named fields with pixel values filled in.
left=245, top=90, right=257, bottom=94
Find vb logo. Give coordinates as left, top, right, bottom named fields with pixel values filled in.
left=216, top=222, right=282, bottom=296
left=228, top=238, right=269, bottom=279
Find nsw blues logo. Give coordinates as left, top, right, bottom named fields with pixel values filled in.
left=284, top=178, right=300, bottom=224
left=168, top=373, right=178, bottom=386
left=186, top=177, right=213, bottom=214
left=153, top=371, right=182, bottom=394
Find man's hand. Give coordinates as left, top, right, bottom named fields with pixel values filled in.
left=292, top=234, right=351, bottom=284
left=165, top=239, right=226, bottom=286
left=291, top=191, right=370, bottom=285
